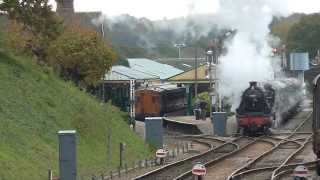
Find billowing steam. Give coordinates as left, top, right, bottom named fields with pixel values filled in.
left=216, top=0, right=289, bottom=110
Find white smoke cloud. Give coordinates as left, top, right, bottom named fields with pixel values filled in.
left=216, top=0, right=289, bottom=110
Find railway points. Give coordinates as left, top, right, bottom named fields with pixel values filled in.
left=227, top=111, right=313, bottom=180
left=130, top=103, right=315, bottom=180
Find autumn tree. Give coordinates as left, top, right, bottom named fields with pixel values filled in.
left=47, top=24, right=116, bottom=88
left=0, top=0, right=62, bottom=63
left=271, top=15, right=298, bottom=41
left=286, top=13, right=320, bottom=58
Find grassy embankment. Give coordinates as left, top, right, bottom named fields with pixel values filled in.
left=0, top=17, right=152, bottom=180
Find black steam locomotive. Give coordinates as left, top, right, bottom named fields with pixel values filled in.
left=236, top=82, right=274, bottom=136
left=237, top=79, right=302, bottom=136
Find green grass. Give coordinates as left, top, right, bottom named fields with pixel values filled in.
left=0, top=51, right=152, bottom=179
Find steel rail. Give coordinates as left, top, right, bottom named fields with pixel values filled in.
left=227, top=112, right=312, bottom=180
left=174, top=137, right=274, bottom=180
left=133, top=137, right=246, bottom=180
left=271, top=135, right=313, bottom=180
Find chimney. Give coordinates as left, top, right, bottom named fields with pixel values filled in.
left=55, top=0, right=74, bottom=17
left=249, top=81, right=257, bottom=88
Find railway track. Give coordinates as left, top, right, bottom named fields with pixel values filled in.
left=133, top=136, right=254, bottom=180
left=271, top=137, right=313, bottom=180
left=175, top=137, right=276, bottom=180
left=134, top=111, right=312, bottom=180
left=227, top=111, right=313, bottom=180
left=271, top=160, right=318, bottom=180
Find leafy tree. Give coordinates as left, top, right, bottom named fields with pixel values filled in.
left=286, top=13, right=320, bottom=58
left=0, top=0, right=62, bottom=62
left=270, top=14, right=304, bottom=43
left=47, top=24, right=116, bottom=88
left=271, top=21, right=293, bottom=43
left=0, top=14, right=7, bottom=49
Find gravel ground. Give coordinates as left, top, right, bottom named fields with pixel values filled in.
left=288, top=142, right=316, bottom=164
left=251, top=142, right=300, bottom=169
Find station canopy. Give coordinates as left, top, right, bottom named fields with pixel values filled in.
left=104, top=65, right=159, bottom=81
left=128, top=58, right=183, bottom=80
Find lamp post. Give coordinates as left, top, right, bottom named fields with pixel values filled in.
left=174, top=43, right=186, bottom=59
left=206, top=50, right=214, bottom=119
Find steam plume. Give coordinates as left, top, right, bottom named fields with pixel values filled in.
left=216, top=0, right=289, bottom=110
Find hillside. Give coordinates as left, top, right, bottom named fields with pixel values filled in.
left=0, top=45, right=152, bottom=179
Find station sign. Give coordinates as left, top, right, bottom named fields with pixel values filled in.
left=293, top=165, right=309, bottom=178
left=156, top=149, right=168, bottom=158
left=192, top=163, right=206, bottom=176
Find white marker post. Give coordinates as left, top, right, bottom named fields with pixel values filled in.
left=292, top=165, right=309, bottom=180
left=156, top=149, right=168, bottom=165
left=192, top=162, right=206, bottom=180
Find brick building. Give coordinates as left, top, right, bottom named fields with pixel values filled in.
left=55, top=0, right=103, bottom=34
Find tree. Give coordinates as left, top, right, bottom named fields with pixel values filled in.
left=0, top=0, right=62, bottom=62
left=47, top=24, right=116, bottom=88
left=286, top=13, right=320, bottom=58
left=270, top=14, right=304, bottom=43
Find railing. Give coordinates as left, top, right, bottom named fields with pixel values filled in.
left=81, top=142, right=193, bottom=180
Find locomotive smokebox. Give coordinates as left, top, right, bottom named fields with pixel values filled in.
left=249, top=81, right=258, bottom=88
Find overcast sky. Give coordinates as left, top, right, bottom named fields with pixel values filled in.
left=49, top=0, right=320, bottom=20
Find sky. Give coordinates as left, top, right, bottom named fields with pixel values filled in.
left=49, top=0, right=320, bottom=20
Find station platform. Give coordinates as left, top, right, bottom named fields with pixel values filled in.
left=163, top=115, right=237, bottom=135
left=164, top=116, right=210, bottom=125
left=134, top=115, right=237, bottom=139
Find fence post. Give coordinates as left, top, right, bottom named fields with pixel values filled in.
left=145, top=159, right=148, bottom=168
left=182, top=141, right=185, bottom=153
left=119, top=142, right=126, bottom=168
left=48, top=169, right=53, bottom=180
left=91, top=174, right=96, bottom=180
left=125, top=164, right=128, bottom=175
left=177, top=142, right=180, bottom=155
left=118, top=166, right=121, bottom=178
left=132, top=161, right=136, bottom=172
left=186, top=142, right=189, bottom=152
left=138, top=160, right=142, bottom=170
left=150, top=158, right=153, bottom=166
